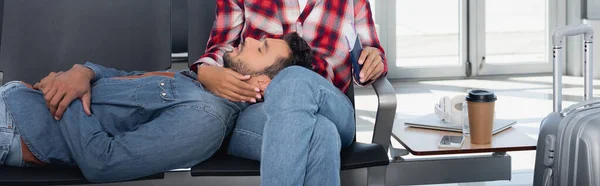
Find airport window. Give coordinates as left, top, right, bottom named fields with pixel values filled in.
left=373, top=0, right=560, bottom=79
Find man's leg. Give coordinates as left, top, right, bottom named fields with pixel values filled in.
left=0, top=81, right=32, bottom=167
left=304, top=114, right=342, bottom=185
left=57, top=101, right=227, bottom=182
left=227, top=103, right=266, bottom=161
left=229, top=104, right=345, bottom=185
left=260, top=66, right=356, bottom=186
left=228, top=104, right=344, bottom=185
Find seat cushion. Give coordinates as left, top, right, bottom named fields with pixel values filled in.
left=339, top=142, right=389, bottom=170
left=191, top=142, right=389, bottom=176
left=0, top=166, right=164, bottom=185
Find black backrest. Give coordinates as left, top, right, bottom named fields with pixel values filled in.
left=0, top=0, right=3, bottom=51
left=346, top=82, right=355, bottom=107
left=187, top=0, right=217, bottom=66
left=0, top=0, right=171, bottom=84
left=171, top=0, right=187, bottom=54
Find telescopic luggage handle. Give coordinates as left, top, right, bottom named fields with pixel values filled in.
left=552, top=24, right=594, bottom=112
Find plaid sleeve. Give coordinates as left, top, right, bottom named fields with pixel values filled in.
left=354, top=0, right=388, bottom=78
left=190, top=0, right=244, bottom=73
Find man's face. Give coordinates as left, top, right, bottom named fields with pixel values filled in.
left=223, top=37, right=290, bottom=76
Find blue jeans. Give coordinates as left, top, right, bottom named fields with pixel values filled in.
left=0, top=82, right=27, bottom=168
left=227, top=66, right=356, bottom=186
left=1, top=63, right=246, bottom=182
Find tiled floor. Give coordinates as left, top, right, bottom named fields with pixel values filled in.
left=352, top=74, right=600, bottom=186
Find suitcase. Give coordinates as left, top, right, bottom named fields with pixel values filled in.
left=533, top=24, right=598, bottom=186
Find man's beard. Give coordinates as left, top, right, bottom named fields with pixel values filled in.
left=223, top=51, right=255, bottom=76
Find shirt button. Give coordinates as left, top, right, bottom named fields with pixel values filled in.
left=161, top=92, right=167, bottom=97
left=160, top=82, right=165, bottom=86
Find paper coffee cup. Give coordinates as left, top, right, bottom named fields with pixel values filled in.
left=466, top=90, right=496, bottom=144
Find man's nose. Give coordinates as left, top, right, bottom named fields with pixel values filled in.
left=244, top=37, right=259, bottom=46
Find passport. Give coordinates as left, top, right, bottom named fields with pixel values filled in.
left=344, top=20, right=371, bottom=86
left=348, top=36, right=371, bottom=86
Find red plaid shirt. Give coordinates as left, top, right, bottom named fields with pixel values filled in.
left=190, top=0, right=387, bottom=93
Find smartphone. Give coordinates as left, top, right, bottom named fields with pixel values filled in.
left=438, top=135, right=465, bottom=149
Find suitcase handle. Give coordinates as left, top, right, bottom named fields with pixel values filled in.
left=552, top=24, right=594, bottom=46
left=552, top=24, right=595, bottom=112
left=561, top=98, right=600, bottom=115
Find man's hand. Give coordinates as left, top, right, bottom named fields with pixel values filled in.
left=196, top=65, right=261, bottom=103
left=33, top=64, right=95, bottom=120
left=358, top=46, right=385, bottom=83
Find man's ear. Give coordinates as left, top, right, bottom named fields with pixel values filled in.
left=248, top=74, right=271, bottom=93
left=257, top=79, right=271, bottom=92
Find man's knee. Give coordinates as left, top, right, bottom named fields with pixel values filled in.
left=266, top=66, right=336, bottom=96
left=310, top=116, right=342, bottom=154
left=0, top=81, right=31, bottom=95
left=3, top=81, right=28, bottom=88
left=18, top=81, right=34, bottom=89
left=269, top=66, right=328, bottom=88
left=275, top=66, right=319, bottom=80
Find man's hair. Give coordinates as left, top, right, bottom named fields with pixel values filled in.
left=260, top=32, right=313, bottom=78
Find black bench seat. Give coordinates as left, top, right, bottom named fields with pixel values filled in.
left=0, top=166, right=164, bottom=185
left=191, top=142, right=389, bottom=176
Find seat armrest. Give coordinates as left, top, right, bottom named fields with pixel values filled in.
left=371, top=77, right=397, bottom=152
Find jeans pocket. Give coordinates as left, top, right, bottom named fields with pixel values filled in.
left=131, top=79, right=177, bottom=106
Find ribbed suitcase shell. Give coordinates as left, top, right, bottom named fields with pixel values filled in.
left=534, top=109, right=600, bottom=185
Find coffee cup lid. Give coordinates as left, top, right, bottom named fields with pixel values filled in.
left=466, top=89, right=496, bottom=102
